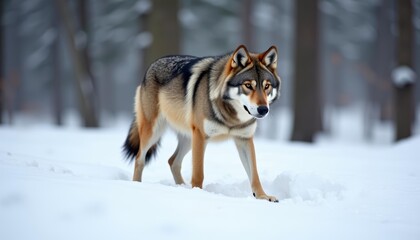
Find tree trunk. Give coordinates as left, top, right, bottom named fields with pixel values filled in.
left=291, top=0, right=322, bottom=142
left=242, top=0, right=255, bottom=51
left=375, top=0, right=393, bottom=123
left=77, top=0, right=99, bottom=125
left=137, top=2, right=150, bottom=85
left=55, top=0, right=98, bottom=127
left=51, top=3, right=63, bottom=126
left=143, top=0, right=180, bottom=68
left=5, top=1, right=23, bottom=125
left=78, top=0, right=96, bottom=91
left=0, top=0, right=3, bottom=124
left=394, top=0, right=415, bottom=141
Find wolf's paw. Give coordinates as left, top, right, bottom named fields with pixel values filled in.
left=253, top=193, right=279, bottom=203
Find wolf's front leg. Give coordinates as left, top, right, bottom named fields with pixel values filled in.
left=234, top=137, right=278, bottom=202
left=191, top=127, right=207, bottom=188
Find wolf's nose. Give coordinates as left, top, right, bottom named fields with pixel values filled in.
left=257, top=106, right=269, bottom=115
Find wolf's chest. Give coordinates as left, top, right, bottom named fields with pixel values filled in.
left=203, top=119, right=256, bottom=140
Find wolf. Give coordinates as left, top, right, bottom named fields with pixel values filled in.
left=123, top=45, right=281, bottom=202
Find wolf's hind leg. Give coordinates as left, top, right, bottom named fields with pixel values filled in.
left=133, top=153, right=145, bottom=181
left=133, top=116, right=166, bottom=182
left=168, top=134, right=191, bottom=184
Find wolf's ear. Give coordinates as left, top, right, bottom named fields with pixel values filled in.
left=260, top=46, right=278, bottom=70
left=231, top=45, right=251, bottom=69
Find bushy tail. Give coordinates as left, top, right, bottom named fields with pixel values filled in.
left=123, top=119, right=140, bottom=163
left=122, top=118, right=160, bottom=164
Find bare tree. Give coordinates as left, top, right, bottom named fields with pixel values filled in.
left=137, top=0, right=151, bottom=84
left=291, top=0, right=323, bottom=142
left=55, top=0, right=98, bottom=127
left=0, top=0, right=3, bottom=124
left=393, top=0, right=415, bottom=141
left=242, top=0, right=255, bottom=50
left=51, top=3, right=63, bottom=126
left=374, top=0, right=394, bottom=123
left=5, top=1, right=23, bottom=125
left=77, top=0, right=96, bottom=92
left=143, top=0, right=180, bottom=68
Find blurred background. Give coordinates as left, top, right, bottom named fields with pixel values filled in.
left=0, top=0, right=419, bottom=144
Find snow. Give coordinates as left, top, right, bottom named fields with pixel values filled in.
left=1, top=124, right=420, bottom=240
left=178, top=9, right=199, bottom=28
left=134, top=0, right=152, bottom=15
left=392, top=66, right=416, bottom=87
left=135, top=31, right=153, bottom=49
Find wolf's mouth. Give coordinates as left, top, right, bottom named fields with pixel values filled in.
left=244, top=105, right=266, bottom=118
left=243, top=105, right=251, bottom=115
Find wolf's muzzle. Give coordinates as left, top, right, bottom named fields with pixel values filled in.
left=257, top=106, right=269, bottom=116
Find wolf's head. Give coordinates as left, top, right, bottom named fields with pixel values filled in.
left=222, top=45, right=281, bottom=119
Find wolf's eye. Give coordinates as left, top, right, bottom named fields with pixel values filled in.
left=244, top=83, right=253, bottom=90
left=264, top=83, right=271, bottom=90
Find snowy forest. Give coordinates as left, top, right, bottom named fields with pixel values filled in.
left=1, top=0, right=419, bottom=142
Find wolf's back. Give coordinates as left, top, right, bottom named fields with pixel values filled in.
left=144, top=55, right=203, bottom=86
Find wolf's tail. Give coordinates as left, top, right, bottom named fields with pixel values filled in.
left=122, top=118, right=160, bottom=164
left=122, top=119, right=140, bottom=163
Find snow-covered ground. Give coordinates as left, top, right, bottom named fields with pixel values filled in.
left=1, top=114, right=420, bottom=240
